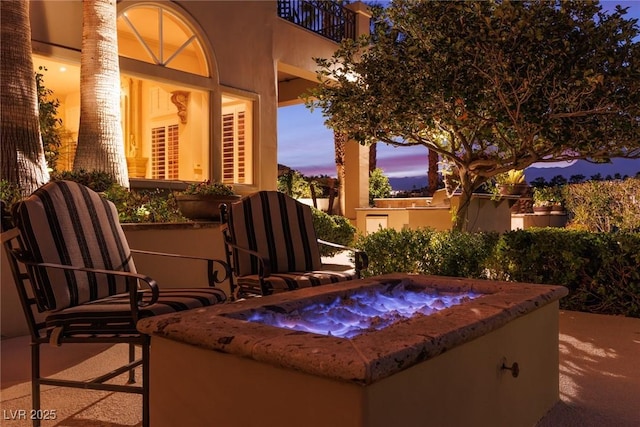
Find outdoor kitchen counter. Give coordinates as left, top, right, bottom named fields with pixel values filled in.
left=137, top=273, right=568, bottom=385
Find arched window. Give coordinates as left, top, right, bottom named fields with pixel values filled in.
left=117, top=4, right=209, bottom=77
left=117, top=3, right=253, bottom=185
left=116, top=3, right=214, bottom=182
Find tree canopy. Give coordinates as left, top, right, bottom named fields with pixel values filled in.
left=307, top=0, right=640, bottom=230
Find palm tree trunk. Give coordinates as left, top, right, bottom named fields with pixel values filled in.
left=74, top=0, right=129, bottom=188
left=334, top=130, right=347, bottom=215
left=0, top=0, right=50, bottom=196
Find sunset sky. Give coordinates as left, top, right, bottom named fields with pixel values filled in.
left=277, top=1, right=640, bottom=179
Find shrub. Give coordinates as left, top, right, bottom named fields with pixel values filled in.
left=590, top=233, right=640, bottom=316
left=311, top=207, right=356, bottom=257
left=0, top=180, right=23, bottom=230
left=491, top=228, right=598, bottom=286
left=50, top=170, right=116, bottom=192
left=564, top=178, right=640, bottom=232
left=181, top=180, right=235, bottom=196
left=103, top=185, right=185, bottom=223
left=369, top=168, right=392, bottom=205
left=36, top=66, right=63, bottom=170
left=357, top=227, right=639, bottom=317
left=0, top=180, right=23, bottom=206
left=355, top=227, right=435, bottom=276
left=426, top=231, right=499, bottom=278
left=491, top=228, right=640, bottom=317
left=533, top=185, right=564, bottom=207
left=355, top=228, right=497, bottom=278
left=277, top=170, right=311, bottom=198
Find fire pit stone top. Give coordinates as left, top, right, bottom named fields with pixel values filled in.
left=138, top=273, right=567, bottom=384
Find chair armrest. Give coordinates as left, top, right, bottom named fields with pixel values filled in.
left=130, top=249, right=230, bottom=286
left=0, top=227, right=19, bottom=243
left=316, top=239, right=348, bottom=250
left=223, top=241, right=272, bottom=278
left=317, top=239, right=369, bottom=273
left=10, top=253, right=159, bottom=318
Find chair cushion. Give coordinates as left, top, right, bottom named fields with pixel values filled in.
left=12, top=180, right=136, bottom=311
left=237, top=270, right=357, bottom=295
left=227, top=191, right=322, bottom=276
left=45, top=288, right=227, bottom=336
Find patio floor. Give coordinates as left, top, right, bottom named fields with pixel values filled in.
left=1, top=310, right=639, bottom=427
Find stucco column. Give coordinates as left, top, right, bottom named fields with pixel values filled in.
left=348, top=2, right=372, bottom=34
left=343, top=2, right=372, bottom=222
left=344, top=140, right=369, bottom=220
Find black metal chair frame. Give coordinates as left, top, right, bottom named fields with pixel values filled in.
left=219, top=200, right=368, bottom=299
left=2, top=227, right=229, bottom=427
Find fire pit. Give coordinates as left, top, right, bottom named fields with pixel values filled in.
left=234, top=279, right=481, bottom=338
left=138, top=274, right=567, bottom=427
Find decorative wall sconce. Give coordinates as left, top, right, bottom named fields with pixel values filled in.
left=171, top=91, right=190, bottom=124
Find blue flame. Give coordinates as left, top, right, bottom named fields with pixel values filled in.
left=246, top=281, right=480, bottom=339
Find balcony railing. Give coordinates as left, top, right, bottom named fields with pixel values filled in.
left=277, top=0, right=356, bottom=43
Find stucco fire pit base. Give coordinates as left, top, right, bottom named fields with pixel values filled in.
left=138, top=274, right=567, bottom=427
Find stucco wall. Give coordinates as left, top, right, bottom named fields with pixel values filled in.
left=274, top=18, right=343, bottom=82
left=122, top=223, right=231, bottom=295
left=356, top=194, right=519, bottom=234
left=30, top=1, right=83, bottom=51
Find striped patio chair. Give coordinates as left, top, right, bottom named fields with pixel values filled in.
left=1, top=180, right=229, bottom=427
left=220, top=191, right=368, bottom=298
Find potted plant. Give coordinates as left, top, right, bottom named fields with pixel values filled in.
left=532, top=187, right=554, bottom=214
left=549, top=185, right=566, bottom=213
left=175, top=180, right=240, bottom=221
left=495, top=169, right=528, bottom=196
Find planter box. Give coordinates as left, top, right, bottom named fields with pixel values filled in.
left=176, top=194, right=241, bottom=221
left=512, top=213, right=568, bottom=230
left=533, top=206, right=552, bottom=215
left=498, top=183, right=528, bottom=196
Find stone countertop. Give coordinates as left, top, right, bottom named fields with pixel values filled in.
left=137, top=273, right=568, bottom=385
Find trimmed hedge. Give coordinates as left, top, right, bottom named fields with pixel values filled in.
left=352, top=227, right=436, bottom=276
left=427, top=230, right=499, bottom=278
left=494, top=229, right=640, bottom=317
left=311, top=207, right=357, bottom=257
left=355, top=228, right=498, bottom=279
left=355, top=227, right=640, bottom=318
